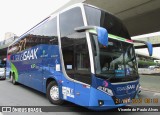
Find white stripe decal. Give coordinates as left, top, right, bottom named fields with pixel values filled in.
left=111, top=80, right=138, bottom=85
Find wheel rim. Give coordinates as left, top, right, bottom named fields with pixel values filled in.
left=50, top=86, right=59, bottom=101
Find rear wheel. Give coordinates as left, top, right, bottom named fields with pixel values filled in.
left=11, top=73, right=17, bottom=85
left=46, top=81, right=63, bottom=105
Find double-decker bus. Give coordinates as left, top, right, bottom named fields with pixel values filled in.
left=7, top=3, right=153, bottom=110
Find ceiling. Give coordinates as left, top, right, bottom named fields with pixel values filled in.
left=85, top=0, right=160, bottom=36
left=57, top=0, right=160, bottom=36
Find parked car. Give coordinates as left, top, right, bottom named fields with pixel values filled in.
left=148, top=66, right=160, bottom=70
left=0, top=64, right=6, bottom=80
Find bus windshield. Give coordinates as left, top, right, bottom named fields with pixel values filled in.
left=85, top=4, right=139, bottom=81
left=91, top=34, right=138, bottom=80
left=84, top=4, right=130, bottom=39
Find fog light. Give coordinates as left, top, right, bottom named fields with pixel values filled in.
left=98, top=100, right=104, bottom=106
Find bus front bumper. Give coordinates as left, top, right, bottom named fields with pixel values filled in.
left=88, top=87, right=134, bottom=111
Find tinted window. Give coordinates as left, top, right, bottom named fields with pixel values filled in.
left=60, top=7, right=91, bottom=84
left=29, top=17, right=58, bottom=47
left=31, top=17, right=57, bottom=39
left=8, top=17, right=58, bottom=54
left=84, top=5, right=130, bottom=39
left=60, top=7, right=84, bottom=37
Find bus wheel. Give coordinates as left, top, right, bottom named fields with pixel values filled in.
left=11, top=73, right=17, bottom=85
left=47, top=81, right=63, bottom=105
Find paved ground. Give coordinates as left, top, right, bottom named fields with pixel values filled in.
left=138, top=68, right=160, bottom=75
left=0, top=76, right=160, bottom=115
left=140, top=74, right=160, bottom=92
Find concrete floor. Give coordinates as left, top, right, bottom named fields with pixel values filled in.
left=140, top=74, right=160, bottom=92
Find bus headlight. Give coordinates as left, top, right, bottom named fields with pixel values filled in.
left=97, top=86, right=113, bottom=96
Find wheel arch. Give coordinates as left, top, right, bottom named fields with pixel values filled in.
left=46, top=77, right=58, bottom=90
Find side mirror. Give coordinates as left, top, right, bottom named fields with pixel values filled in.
left=74, top=26, right=108, bottom=46
left=133, top=40, right=153, bottom=56
left=97, top=27, right=108, bottom=46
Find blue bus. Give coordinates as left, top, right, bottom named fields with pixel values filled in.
left=7, top=3, right=153, bottom=110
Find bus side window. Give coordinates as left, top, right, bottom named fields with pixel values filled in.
left=29, top=17, right=58, bottom=46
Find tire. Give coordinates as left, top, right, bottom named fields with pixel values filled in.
left=11, top=73, right=17, bottom=85
left=46, top=81, right=63, bottom=105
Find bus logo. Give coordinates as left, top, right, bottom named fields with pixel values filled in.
left=103, top=81, right=108, bottom=87
left=14, top=48, right=38, bottom=61
left=117, top=85, right=135, bottom=91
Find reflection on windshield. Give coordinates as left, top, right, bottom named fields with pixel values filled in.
left=124, top=43, right=138, bottom=76
left=91, top=34, right=138, bottom=79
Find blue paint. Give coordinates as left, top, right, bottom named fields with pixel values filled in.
left=97, top=27, right=108, bottom=46
left=9, top=44, right=139, bottom=110
left=10, top=44, right=62, bottom=92
left=146, top=42, right=153, bottom=56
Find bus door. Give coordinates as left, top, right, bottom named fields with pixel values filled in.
left=73, top=41, right=91, bottom=106
left=61, top=45, right=75, bottom=103
left=61, top=38, right=91, bottom=106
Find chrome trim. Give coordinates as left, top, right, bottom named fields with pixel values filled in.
left=81, top=4, right=95, bottom=74
left=50, top=86, right=59, bottom=100
left=111, top=80, right=139, bottom=85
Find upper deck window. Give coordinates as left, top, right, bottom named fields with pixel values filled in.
left=84, top=5, right=130, bottom=39
left=60, top=7, right=84, bottom=37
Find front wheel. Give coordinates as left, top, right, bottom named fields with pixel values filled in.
left=46, top=81, right=63, bottom=105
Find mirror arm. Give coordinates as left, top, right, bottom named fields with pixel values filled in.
left=133, top=40, right=153, bottom=56
left=75, top=26, right=108, bottom=47
left=132, top=40, right=148, bottom=45
left=74, top=26, right=96, bottom=32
